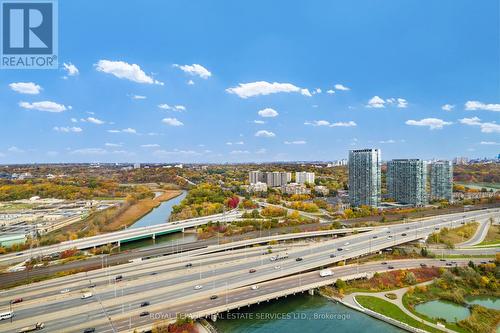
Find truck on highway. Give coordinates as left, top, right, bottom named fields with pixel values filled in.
left=319, top=269, right=333, bottom=277
left=0, top=311, right=13, bottom=320
left=270, top=252, right=289, bottom=261
left=17, top=322, right=45, bottom=332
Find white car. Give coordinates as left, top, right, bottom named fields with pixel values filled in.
left=194, top=285, right=203, bottom=290
left=344, top=242, right=350, bottom=245
left=60, top=288, right=70, bottom=294
left=250, top=285, right=259, bottom=290
left=274, top=265, right=281, bottom=270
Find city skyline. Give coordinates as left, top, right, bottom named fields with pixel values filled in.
left=1, top=0, right=499, bottom=164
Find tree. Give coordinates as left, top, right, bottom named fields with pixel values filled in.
left=404, top=272, right=417, bottom=285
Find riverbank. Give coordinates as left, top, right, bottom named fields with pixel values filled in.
left=101, top=190, right=183, bottom=231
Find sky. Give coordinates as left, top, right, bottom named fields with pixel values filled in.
left=0, top=0, right=499, bottom=164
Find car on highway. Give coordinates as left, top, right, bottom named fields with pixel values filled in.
left=251, top=285, right=259, bottom=290
left=445, top=263, right=452, bottom=266
left=249, top=269, right=257, bottom=273
left=150, top=272, right=157, bottom=275
left=60, top=288, right=70, bottom=294
left=387, top=236, right=392, bottom=239
left=210, top=295, right=218, bottom=300
left=381, top=262, right=387, bottom=265
left=11, top=298, right=23, bottom=304
left=185, top=263, right=193, bottom=268
left=406, top=227, right=410, bottom=230
left=17, top=322, right=44, bottom=332
left=274, top=265, right=281, bottom=270
left=194, top=285, right=203, bottom=290
left=401, top=233, right=407, bottom=236
left=337, top=248, right=343, bottom=251
left=296, top=257, right=303, bottom=261
left=388, top=266, right=394, bottom=269
left=420, top=263, right=427, bottom=268
left=83, top=328, right=95, bottom=333
left=330, top=254, right=336, bottom=258
left=434, top=227, right=439, bottom=230
left=139, top=311, right=149, bottom=317
left=439, top=259, right=446, bottom=262
left=115, top=275, right=123, bottom=281
left=140, top=301, right=150, bottom=307
left=320, top=269, right=333, bottom=277
left=81, top=292, right=93, bottom=299
left=88, top=284, right=96, bottom=288
left=344, top=242, right=350, bottom=245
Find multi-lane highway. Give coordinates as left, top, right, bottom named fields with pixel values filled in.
left=0, top=208, right=497, bottom=333
left=0, top=210, right=241, bottom=266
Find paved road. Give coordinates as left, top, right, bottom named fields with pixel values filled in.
left=458, top=218, right=494, bottom=247
left=0, top=208, right=497, bottom=333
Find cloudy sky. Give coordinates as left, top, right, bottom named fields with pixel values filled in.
left=0, top=0, right=499, bottom=163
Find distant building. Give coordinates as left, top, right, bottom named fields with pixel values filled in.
left=453, top=157, right=469, bottom=165
left=249, top=171, right=266, bottom=184
left=314, top=185, right=329, bottom=196
left=282, top=183, right=311, bottom=195
left=247, top=182, right=268, bottom=193
left=387, top=159, right=427, bottom=206
left=265, top=171, right=291, bottom=187
left=295, top=172, right=315, bottom=185
left=328, top=159, right=348, bottom=167
left=429, top=161, right=453, bottom=202
left=133, top=163, right=141, bottom=169
left=348, top=149, right=381, bottom=207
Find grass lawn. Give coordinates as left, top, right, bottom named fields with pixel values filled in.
left=477, top=225, right=500, bottom=246
left=427, top=222, right=479, bottom=246
left=355, top=295, right=445, bottom=333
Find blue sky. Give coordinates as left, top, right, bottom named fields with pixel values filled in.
left=0, top=0, right=499, bottom=163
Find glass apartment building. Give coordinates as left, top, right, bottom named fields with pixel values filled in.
left=348, top=149, right=381, bottom=207
left=429, top=161, right=453, bottom=202
left=387, top=159, right=427, bottom=206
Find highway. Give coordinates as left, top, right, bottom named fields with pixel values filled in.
left=0, top=210, right=241, bottom=266
left=0, top=208, right=497, bottom=333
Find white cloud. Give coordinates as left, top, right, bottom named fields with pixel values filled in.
left=480, top=141, right=499, bottom=145
left=158, top=104, right=186, bottom=111
left=70, top=118, right=78, bottom=123
left=96, top=60, right=163, bottom=85
left=122, top=128, right=137, bottom=134
left=71, top=148, right=107, bottom=155
left=396, top=98, right=408, bottom=108
left=441, top=104, right=455, bottom=111
left=459, top=117, right=482, bottom=126
left=284, top=140, right=306, bottom=145
left=53, top=126, right=82, bottom=133
left=9, top=82, right=41, bottom=94
left=173, top=64, right=212, bottom=79
left=255, top=130, right=276, bottom=138
left=19, top=101, right=69, bottom=113
left=230, top=150, right=250, bottom=154
left=141, top=144, right=160, bottom=148
left=153, top=149, right=201, bottom=156
left=226, top=81, right=311, bottom=99
left=304, top=120, right=330, bottom=127
left=367, top=96, right=408, bottom=108
left=326, top=89, right=335, bottom=94
left=461, top=117, right=500, bottom=133
left=63, top=62, right=79, bottom=76
left=405, top=118, right=452, bottom=130
left=8, top=146, right=24, bottom=153
left=86, top=117, right=105, bottom=125
left=334, top=84, right=350, bottom=91
left=256, top=148, right=267, bottom=154
left=108, top=128, right=137, bottom=134
left=253, top=120, right=265, bottom=124
left=379, top=139, right=396, bottom=144
left=465, top=100, right=500, bottom=112
left=366, top=96, right=386, bottom=108
left=258, top=107, right=279, bottom=118
left=132, top=95, right=147, bottom=100
left=226, top=141, right=244, bottom=145
left=105, top=143, right=122, bottom=147
left=330, top=121, right=357, bottom=127
left=304, top=120, right=356, bottom=127
left=187, top=80, right=195, bottom=85
left=162, top=118, right=184, bottom=126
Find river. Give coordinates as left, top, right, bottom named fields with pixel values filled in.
left=213, top=294, right=404, bottom=333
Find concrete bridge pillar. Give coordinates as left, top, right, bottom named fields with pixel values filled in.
left=308, top=289, right=315, bottom=296
left=211, top=314, right=218, bottom=322
left=117, top=240, right=120, bottom=247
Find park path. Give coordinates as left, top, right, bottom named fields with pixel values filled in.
left=341, top=280, right=455, bottom=333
